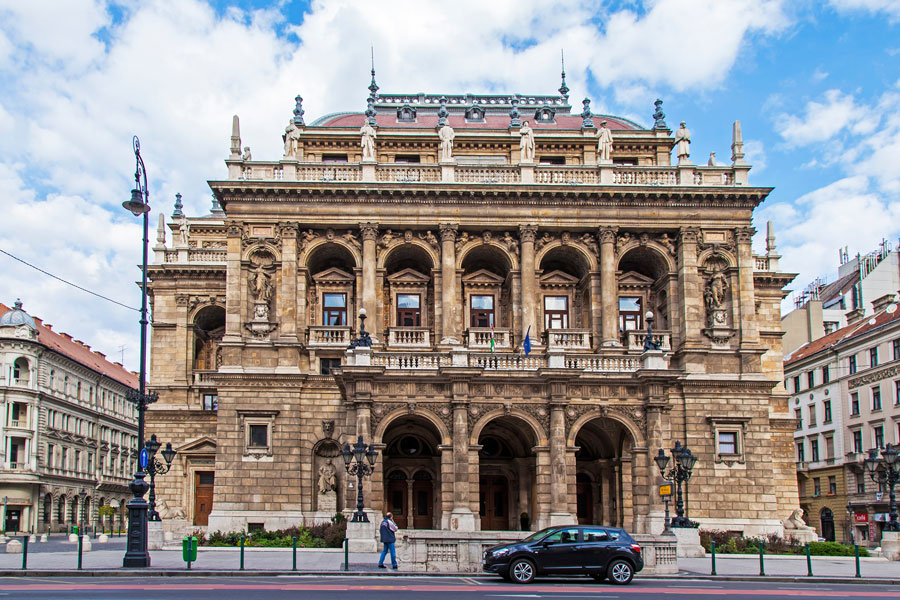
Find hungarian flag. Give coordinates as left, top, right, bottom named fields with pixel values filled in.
left=523, top=326, right=532, bottom=356
left=489, top=324, right=495, bottom=353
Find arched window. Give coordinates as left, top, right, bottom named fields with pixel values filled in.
left=13, top=357, right=29, bottom=384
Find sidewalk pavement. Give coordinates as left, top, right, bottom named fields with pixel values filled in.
left=1, top=538, right=899, bottom=579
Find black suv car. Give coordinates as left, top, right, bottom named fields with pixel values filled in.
left=482, top=525, right=644, bottom=584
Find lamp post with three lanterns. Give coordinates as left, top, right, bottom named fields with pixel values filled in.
left=864, top=443, right=900, bottom=532
left=654, top=441, right=699, bottom=528
left=341, top=436, right=378, bottom=523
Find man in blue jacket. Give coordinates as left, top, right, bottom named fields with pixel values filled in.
left=377, top=512, right=399, bottom=569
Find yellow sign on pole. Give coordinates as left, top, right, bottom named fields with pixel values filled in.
left=659, top=483, right=673, bottom=497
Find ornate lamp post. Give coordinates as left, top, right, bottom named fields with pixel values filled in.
left=145, top=435, right=177, bottom=522
left=864, top=444, right=900, bottom=532
left=654, top=441, right=698, bottom=528
left=122, top=135, right=157, bottom=568
left=643, top=310, right=661, bottom=351
left=78, top=489, right=87, bottom=535
left=348, top=308, right=372, bottom=349
left=341, top=436, right=378, bottom=522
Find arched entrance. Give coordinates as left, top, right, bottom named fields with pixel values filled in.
left=478, top=416, right=537, bottom=531
left=381, top=416, right=441, bottom=529
left=572, top=417, right=634, bottom=527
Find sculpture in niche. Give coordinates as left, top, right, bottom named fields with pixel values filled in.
left=702, top=257, right=734, bottom=344
left=250, top=264, right=274, bottom=305
left=245, top=252, right=277, bottom=338
left=519, top=120, right=535, bottom=161
left=317, top=462, right=337, bottom=494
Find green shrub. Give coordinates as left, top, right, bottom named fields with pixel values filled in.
left=200, top=525, right=341, bottom=548
left=807, top=541, right=869, bottom=557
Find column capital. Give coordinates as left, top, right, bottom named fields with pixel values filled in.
left=518, top=224, right=537, bottom=243
left=226, top=220, right=243, bottom=238
left=360, top=222, right=379, bottom=241
left=439, top=223, right=458, bottom=242
left=734, top=226, right=755, bottom=244
left=680, top=226, right=700, bottom=244
left=278, top=222, right=298, bottom=239
left=598, top=226, right=617, bottom=244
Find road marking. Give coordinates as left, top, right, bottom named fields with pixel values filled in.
left=463, top=577, right=485, bottom=585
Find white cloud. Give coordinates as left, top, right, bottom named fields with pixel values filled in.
left=774, top=89, right=869, bottom=146
left=744, top=139, right=767, bottom=173
left=829, top=0, right=900, bottom=21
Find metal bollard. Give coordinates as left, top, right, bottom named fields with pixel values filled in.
left=854, top=544, right=861, bottom=578
left=77, top=535, right=84, bottom=571
left=240, top=536, right=245, bottom=571
left=710, top=540, right=716, bottom=576
left=292, top=536, right=297, bottom=571
left=758, top=540, right=765, bottom=577
left=805, top=543, right=812, bottom=577
left=343, top=537, right=349, bottom=572
left=22, top=536, right=28, bottom=570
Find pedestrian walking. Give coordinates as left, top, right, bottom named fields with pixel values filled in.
left=377, top=512, right=399, bottom=569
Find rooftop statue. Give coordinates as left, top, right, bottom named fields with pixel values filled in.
left=438, top=123, right=455, bottom=162
left=284, top=120, right=302, bottom=158
left=674, top=121, right=691, bottom=165
left=242, top=146, right=252, bottom=161
left=360, top=122, right=377, bottom=161
left=519, top=120, right=535, bottom=162
left=597, top=120, right=613, bottom=164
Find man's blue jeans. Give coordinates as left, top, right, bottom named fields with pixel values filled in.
left=378, top=542, right=397, bottom=567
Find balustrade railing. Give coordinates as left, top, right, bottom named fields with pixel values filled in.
left=455, top=166, right=521, bottom=184
left=545, top=329, right=592, bottom=350
left=625, top=330, right=672, bottom=352
left=193, top=370, right=217, bottom=385
left=376, top=164, right=441, bottom=183
left=386, top=327, right=432, bottom=348
left=372, top=353, right=450, bottom=369
left=534, top=166, right=599, bottom=185
left=612, top=167, right=677, bottom=185
left=470, top=353, right=546, bottom=370
left=564, top=355, right=640, bottom=372
left=307, top=326, right=352, bottom=347
left=467, top=328, right=511, bottom=349
left=296, top=164, right=362, bottom=182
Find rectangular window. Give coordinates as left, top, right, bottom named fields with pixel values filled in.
left=322, top=293, right=347, bottom=326
left=321, top=153, right=348, bottom=162
left=797, top=442, right=805, bottom=463
left=850, top=392, right=860, bottom=416
left=823, top=400, right=832, bottom=423
left=849, top=355, right=857, bottom=375
left=807, top=371, right=815, bottom=388
left=896, top=380, right=900, bottom=405
left=544, top=296, right=569, bottom=330
left=393, top=154, right=421, bottom=163
left=829, top=476, right=837, bottom=495
left=320, top=358, right=341, bottom=375
left=203, top=394, right=218, bottom=411
left=811, top=439, right=820, bottom=462
left=808, top=405, right=816, bottom=427
left=870, top=347, right=879, bottom=368
left=470, top=295, right=495, bottom=328
left=825, top=435, right=834, bottom=460
left=857, top=473, right=866, bottom=494
left=852, top=430, right=863, bottom=453
left=248, top=424, right=268, bottom=448
left=718, top=431, right=738, bottom=454
left=822, top=365, right=830, bottom=384
left=795, top=408, right=802, bottom=429
left=872, top=386, right=882, bottom=411
left=874, top=426, right=885, bottom=449
left=893, top=338, right=900, bottom=361
left=46, top=443, right=54, bottom=468
left=618, top=296, right=642, bottom=331
left=87, top=453, right=93, bottom=473
left=813, top=477, right=821, bottom=497
left=793, top=376, right=801, bottom=393
left=396, top=293, right=421, bottom=327
left=74, top=450, right=81, bottom=472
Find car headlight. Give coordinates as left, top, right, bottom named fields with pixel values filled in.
left=491, top=548, right=510, bottom=558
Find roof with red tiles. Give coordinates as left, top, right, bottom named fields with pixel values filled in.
left=785, top=300, right=900, bottom=366
left=313, top=112, right=642, bottom=131
left=0, top=302, right=138, bottom=388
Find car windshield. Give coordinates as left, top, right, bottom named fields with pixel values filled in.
left=520, top=527, right=560, bottom=543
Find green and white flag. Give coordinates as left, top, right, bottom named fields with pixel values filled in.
left=489, top=324, right=495, bottom=353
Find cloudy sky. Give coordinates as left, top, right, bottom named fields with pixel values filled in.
left=1, top=0, right=899, bottom=371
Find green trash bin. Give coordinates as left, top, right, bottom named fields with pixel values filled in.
left=72, top=526, right=79, bottom=535
left=182, top=536, right=198, bottom=569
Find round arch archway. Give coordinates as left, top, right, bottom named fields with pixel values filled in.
left=381, top=415, right=443, bottom=529
left=477, top=415, right=538, bottom=531
left=572, top=416, right=636, bottom=527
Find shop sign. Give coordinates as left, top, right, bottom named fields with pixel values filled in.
left=854, top=512, right=869, bottom=523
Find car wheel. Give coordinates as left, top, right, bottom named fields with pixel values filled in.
left=607, top=559, right=634, bottom=585
left=509, top=558, right=536, bottom=584
left=590, top=573, right=605, bottom=582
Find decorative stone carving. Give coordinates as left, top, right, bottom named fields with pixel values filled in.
left=454, top=231, right=470, bottom=253
left=518, top=225, right=537, bottom=244
left=519, top=121, right=535, bottom=161
left=342, top=230, right=361, bottom=249
left=579, top=233, right=599, bottom=256
left=360, top=223, right=379, bottom=241
left=242, top=146, right=252, bottom=161
left=674, top=121, right=691, bottom=164
left=439, top=224, right=457, bottom=242
left=283, top=120, right=301, bottom=158
left=418, top=230, right=439, bottom=250
left=481, top=231, right=492, bottom=244
left=680, top=227, right=699, bottom=245
left=782, top=508, right=817, bottom=542
left=360, top=123, right=377, bottom=161
left=501, top=231, right=519, bottom=257
left=438, top=123, right=454, bottom=162
left=321, top=420, right=334, bottom=439
left=299, top=229, right=317, bottom=252
left=379, top=229, right=396, bottom=249
left=657, top=233, right=677, bottom=256
left=317, top=462, right=337, bottom=494
left=616, top=232, right=632, bottom=255
left=597, top=120, right=613, bottom=164
left=702, top=257, right=734, bottom=345
left=598, top=227, right=617, bottom=244
left=535, top=232, right=554, bottom=251
left=245, top=251, right=277, bottom=339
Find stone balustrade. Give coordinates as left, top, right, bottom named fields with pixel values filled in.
left=228, top=160, right=746, bottom=187
left=349, top=348, right=643, bottom=373
left=467, top=328, right=511, bottom=350
left=565, top=355, right=640, bottom=372
left=164, top=248, right=227, bottom=264
left=625, top=330, right=672, bottom=352
left=307, top=326, right=351, bottom=347
left=470, top=353, right=546, bottom=370
left=193, top=370, right=217, bottom=385
left=545, top=329, right=592, bottom=350
left=386, top=327, right=432, bottom=348
left=372, top=352, right=451, bottom=369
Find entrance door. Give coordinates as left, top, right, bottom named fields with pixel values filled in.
left=194, top=472, right=214, bottom=526
left=821, top=508, right=835, bottom=542
left=576, top=474, right=593, bottom=525
left=479, top=475, right=509, bottom=530
left=5, top=509, right=20, bottom=533
left=387, top=477, right=408, bottom=529
left=412, top=478, right=433, bottom=529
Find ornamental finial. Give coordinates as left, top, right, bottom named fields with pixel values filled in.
left=558, top=49, right=569, bottom=100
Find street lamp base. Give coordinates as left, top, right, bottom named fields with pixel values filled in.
left=669, top=516, right=695, bottom=528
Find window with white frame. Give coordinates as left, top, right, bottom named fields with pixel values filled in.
left=706, top=416, right=748, bottom=463
left=872, top=385, right=882, bottom=411
left=239, top=410, right=279, bottom=458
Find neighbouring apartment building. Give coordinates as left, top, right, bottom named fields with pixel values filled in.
left=0, top=300, right=138, bottom=534
left=785, top=288, right=900, bottom=546
left=146, top=80, right=799, bottom=537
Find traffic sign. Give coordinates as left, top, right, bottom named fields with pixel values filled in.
left=659, top=483, right=673, bottom=497
left=139, top=448, right=149, bottom=470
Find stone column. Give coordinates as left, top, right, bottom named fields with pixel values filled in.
left=600, top=462, right=612, bottom=525
left=439, top=224, right=459, bottom=343
left=279, top=224, right=298, bottom=342
left=360, top=223, right=379, bottom=330
left=449, top=378, right=475, bottom=530
left=548, top=383, right=574, bottom=524
left=534, top=447, right=552, bottom=530
left=589, top=271, right=602, bottom=348
left=173, top=294, right=190, bottom=386
left=735, top=227, right=760, bottom=347
left=630, top=448, right=649, bottom=533
left=519, top=225, right=538, bottom=343
left=619, top=456, right=632, bottom=528
left=678, top=228, right=703, bottom=358
left=297, top=268, right=308, bottom=341
left=598, top=227, right=618, bottom=346
left=223, top=221, right=244, bottom=343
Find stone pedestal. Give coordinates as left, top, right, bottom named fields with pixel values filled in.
left=5, top=539, right=22, bottom=553
left=882, top=531, right=900, bottom=561
left=39, top=533, right=48, bottom=542
left=97, top=534, right=109, bottom=544
left=519, top=163, right=534, bottom=184
left=784, top=528, right=817, bottom=544
left=310, top=491, right=339, bottom=524
left=28, top=534, right=36, bottom=544
left=361, top=160, right=376, bottom=182
left=148, top=521, right=165, bottom=551
left=68, top=533, right=78, bottom=543
left=548, top=512, right=575, bottom=526
left=81, top=538, right=92, bottom=552
left=671, top=527, right=705, bottom=557
left=449, top=508, right=476, bottom=531
left=640, top=349, right=668, bottom=370
left=346, top=519, right=379, bottom=553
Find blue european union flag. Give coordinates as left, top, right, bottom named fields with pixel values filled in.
left=523, top=326, right=532, bottom=356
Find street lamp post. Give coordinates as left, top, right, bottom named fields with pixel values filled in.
left=341, top=436, right=378, bottom=523
left=642, top=310, right=661, bottom=351
left=122, top=135, right=157, bottom=568
left=78, top=489, right=87, bottom=536
left=864, top=444, right=900, bottom=532
left=347, top=308, right=372, bottom=349
left=145, top=435, right=177, bottom=521
left=654, top=441, right=699, bottom=528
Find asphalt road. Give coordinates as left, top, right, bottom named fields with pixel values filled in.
left=0, top=576, right=898, bottom=599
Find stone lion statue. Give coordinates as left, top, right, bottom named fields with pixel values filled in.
left=782, top=508, right=814, bottom=531
left=157, top=497, right=186, bottom=520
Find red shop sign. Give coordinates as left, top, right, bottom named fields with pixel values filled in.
left=854, top=512, right=869, bottom=523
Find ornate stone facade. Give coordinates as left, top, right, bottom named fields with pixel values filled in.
left=146, top=90, right=797, bottom=536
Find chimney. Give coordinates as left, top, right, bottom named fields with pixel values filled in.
left=44, top=323, right=52, bottom=330
left=94, top=351, right=106, bottom=359
left=872, top=292, right=897, bottom=313
left=61, top=332, right=72, bottom=340
left=845, top=308, right=865, bottom=325
left=114, top=362, right=123, bottom=368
